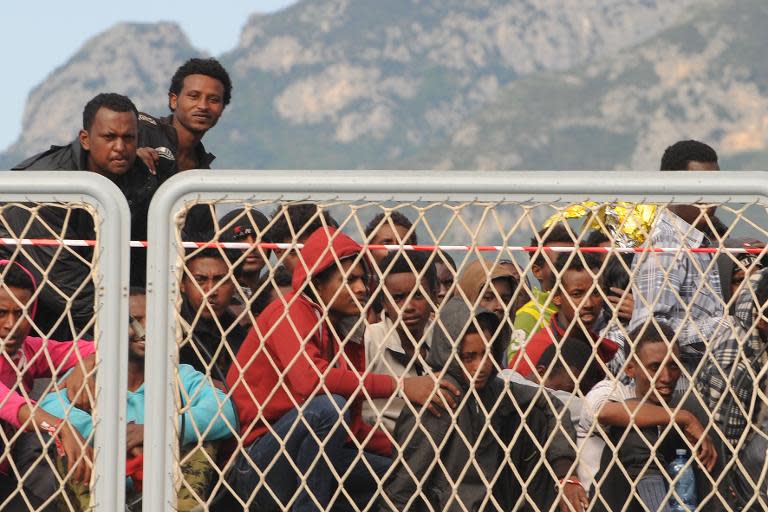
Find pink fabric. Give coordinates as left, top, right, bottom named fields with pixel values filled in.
left=0, top=337, right=95, bottom=428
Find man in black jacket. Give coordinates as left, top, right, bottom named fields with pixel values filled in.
left=9, top=93, right=154, bottom=339
left=137, top=57, right=232, bottom=241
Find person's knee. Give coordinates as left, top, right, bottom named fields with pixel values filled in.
left=303, top=394, right=349, bottom=429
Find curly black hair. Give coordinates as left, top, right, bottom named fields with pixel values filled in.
left=267, top=203, right=338, bottom=244
left=82, top=93, right=138, bottom=131
left=660, top=140, right=718, bottom=171
left=169, top=58, right=232, bottom=109
left=379, top=250, right=437, bottom=295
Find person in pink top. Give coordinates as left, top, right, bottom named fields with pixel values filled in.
left=0, top=260, right=94, bottom=510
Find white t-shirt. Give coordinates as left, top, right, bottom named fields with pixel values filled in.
left=576, top=379, right=637, bottom=493
left=363, top=317, right=432, bottom=433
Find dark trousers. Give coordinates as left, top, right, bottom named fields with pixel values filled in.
left=228, top=395, right=392, bottom=511
left=0, top=431, right=61, bottom=511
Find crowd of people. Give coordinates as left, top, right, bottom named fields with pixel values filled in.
left=0, top=56, right=766, bottom=512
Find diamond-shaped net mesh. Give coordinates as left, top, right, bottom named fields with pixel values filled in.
left=0, top=201, right=101, bottom=511
left=167, top=197, right=768, bottom=511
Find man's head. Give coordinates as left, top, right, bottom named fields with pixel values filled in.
left=458, top=312, right=499, bottom=390
left=660, top=140, right=719, bottom=225
left=168, top=58, right=232, bottom=135
left=599, top=253, right=633, bottom=325
left=312, top=256, right=369, bottom=320
left=435, top=251, right=457, bottom=306
left=553, top=253, right=603, bottom=333
left=180, top=249, right=235, bottom=320
left=365, top=212, right=418, bottom=266
left=530, top=223, right=575, bottom=291
left=79, top=93, right=138, bottom=177
left=754, top=269, right=768, bottom=343
left=250, top=266, right=293, bottom=317
left=128, top=287, right=147, bottom=362
left=268, top=203, right=338, bottom=274
left=625, top=323, right=680, bottom=405
left=219, top=208, right=271, bottom=276
left=532, top=338, right=595, bottom=393
left=584, top=230, right=611, bottom=263
left=379, top=251, right=437, bottom=342
left=0, top=263, right=35, bottom=357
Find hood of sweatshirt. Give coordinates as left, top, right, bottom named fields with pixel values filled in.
left=291, top=226, right=367, bottom=292
left=457, top=258, right=519, bottom=305
left=426, top=297, right=509, bottom=389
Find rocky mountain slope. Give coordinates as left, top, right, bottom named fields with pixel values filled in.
left=403, top=0, right=768, bottom=171
left=4, top=0, right=753, bottom=172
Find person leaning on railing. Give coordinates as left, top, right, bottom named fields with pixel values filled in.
left=225, top=226, right=461, bottom=511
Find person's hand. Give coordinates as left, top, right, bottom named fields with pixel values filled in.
left=606, top=287, right=634, bottom=321
left=137, top=147, right=159, bottom=175
left=58, top=421, right=94, bottom=485
left=126, top=422, right=145, bottom=456
left=401, top=375, right=461, bottom=417
left=676, top=411, right=718, bottom=472
left=63, top=355, right=96, bottom=413
left=559, top=479, right=589, bottom=512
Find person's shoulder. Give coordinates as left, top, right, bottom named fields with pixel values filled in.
left=12, top=142, right=78, bottom=171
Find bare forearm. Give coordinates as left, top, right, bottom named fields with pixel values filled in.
left=598, top=400, right=693, bottom=428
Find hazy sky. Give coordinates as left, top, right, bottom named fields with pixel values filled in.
left=1, top=0, right=297, bottom=152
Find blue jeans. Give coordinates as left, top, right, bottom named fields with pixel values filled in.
left=229, top=395, right=392, bottom=511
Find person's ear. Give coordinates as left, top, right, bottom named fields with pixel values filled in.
left=532, top=262, right=544, bottom=282
left=624, top=358, right=637, bottom=379
left=552, top=289, right=562, bottom=307
left=79, top=129, right=90, bottom=152
left=169, top=93, right=178, bottom=112
left=533, top=365, right=547, bottom=382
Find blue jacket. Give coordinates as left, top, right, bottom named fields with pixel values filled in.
left=39, top=364, right=237, bottom=445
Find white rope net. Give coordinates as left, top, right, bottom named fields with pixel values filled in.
left=0, top=201, right=101, bottom=511
left=168, top=198, right=768, bottom=511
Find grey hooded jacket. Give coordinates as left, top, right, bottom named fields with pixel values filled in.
left=381, top=298, right=576, bottom=511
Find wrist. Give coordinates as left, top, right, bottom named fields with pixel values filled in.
left=39, top=419, right=66, bottom=457
left=558, top=477, right=584, bottom=490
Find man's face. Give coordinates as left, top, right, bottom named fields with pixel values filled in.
left=673, top=160, right=720, bottom=224
left=170, top=74, right=225, bottom=135
left=79, top=108, right=138, bottom=176
left=181, top=256, right=235, bottom=319
left=370, top=223, right=410, bottom=265
left=627, top=342, right=681, bottom=405
left=459, top=329, right=493, bottom=390
left=532, top=241, right=574, bottom=291
left=240, top=234, right=267, bottom=275
left=315, top=259, right=368, bottom=318
left=555, top=269, right=603, bottom=331
left=0, top=286, right=32, bottom=357
left=275, top=235, right=306, bottom=275
left=382, top=272, right=434, bottom=342
left=128, top=293, right=147, bottom=361
left=478, top=278, right=514, bottom=321
left=435, top=261, right=454, bottom=305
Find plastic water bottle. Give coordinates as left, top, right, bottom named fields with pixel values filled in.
left=668, top=449, right=697, bottom=511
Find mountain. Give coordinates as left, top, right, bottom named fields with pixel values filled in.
left=208, top=0, right=702, bottom=169
left=404, top=0, right=768, bottom=171
left=0, top=23, right=201, bottom=169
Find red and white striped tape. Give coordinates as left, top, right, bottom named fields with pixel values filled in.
left=0, top=238, right=764, bottom=254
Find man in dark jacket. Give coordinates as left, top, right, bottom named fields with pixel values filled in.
left=383, top=298, right=586, bottom=512
left=8, top=93, right=154, bottom=338
left=137, top=57, right=232, bottom=240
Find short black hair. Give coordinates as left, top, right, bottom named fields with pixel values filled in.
left=184, top=248, right=225, bottom=268
left=1, top=263, right=35, bottom=294
left=530, top=223, right=574, bottom=265
left=660, top=140, right=718, bottom=171
left=628, top=322, right=678, bottom=355
left=169, top=58, right=232, bottom=109
left=82, top=93, right=138, bottom=131
left=584, top=229, right=610, bottom=248
left=435, top=251, right=456, bottom=270
left=251, top=266, right=293, bottom=317
left=538, top=337, right=593, bottom=375
left=268, top=203, right=338, bottom=244
left=380, top=251, right=437, bottom=295
left=463, top=311, right=500, bottom=340
left=365, top=212, right=418, bottom=244
left=553, top=252, right=601, bottom=294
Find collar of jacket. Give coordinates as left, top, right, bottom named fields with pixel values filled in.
left=158, top=115, right=216, bottom=168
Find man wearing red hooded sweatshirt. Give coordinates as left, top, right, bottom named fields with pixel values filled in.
left=226, top=226, right=458, bottom=511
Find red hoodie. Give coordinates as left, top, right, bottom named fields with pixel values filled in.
left=227, top=227, right=395, bottom=453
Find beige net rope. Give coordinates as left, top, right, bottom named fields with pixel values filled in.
left=171, top=198, right=768, bottom=511
left=0, top=201, right=100, bottom=511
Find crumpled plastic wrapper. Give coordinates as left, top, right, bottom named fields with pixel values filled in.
left=544, top=202, right=657, bottom=247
